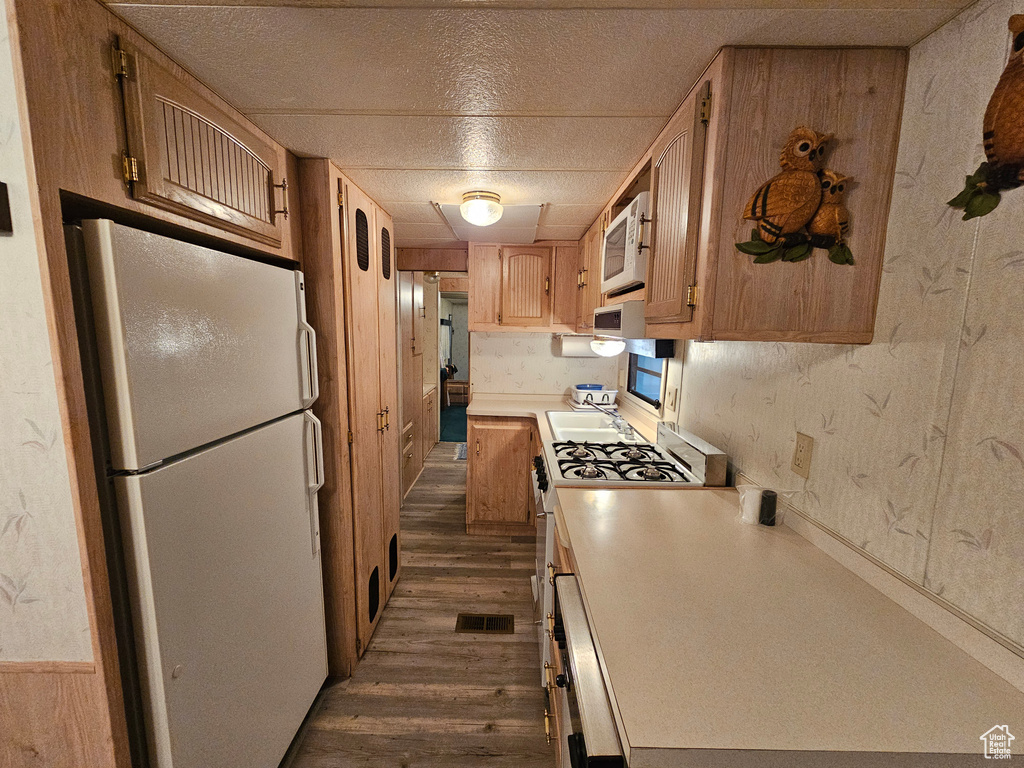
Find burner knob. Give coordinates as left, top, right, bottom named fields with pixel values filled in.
left=533, top=455, right=543, bottom=468
left=555, top=674, right=568, bottom=688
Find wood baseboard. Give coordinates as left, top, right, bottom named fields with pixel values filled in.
left=466, top=522, right=536, bottom=537
left=0, top=661, right=96, bottom=674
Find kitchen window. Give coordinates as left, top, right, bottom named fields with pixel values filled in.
left=627, top=353, right=665, bottom=409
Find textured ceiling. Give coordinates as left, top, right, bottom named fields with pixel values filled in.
left=107, top=2, right=964, bottom=248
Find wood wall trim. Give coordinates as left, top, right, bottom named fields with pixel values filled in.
left=396, top=247, right=468, bottom=272
left=438, top=277, right=468, bottom=292
left=0, top=661, right=97, bottom=674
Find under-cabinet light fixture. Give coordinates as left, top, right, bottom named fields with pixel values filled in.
left=460, top=191, right=503, bottom=227
left=590, top=337, right=626, bottom=357
left=424, top=271, right=440, bottom=284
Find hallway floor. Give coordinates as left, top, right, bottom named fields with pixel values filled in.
left=439, top=404, right=468, bottom=443
left=289, top=442, right=552, bottom=767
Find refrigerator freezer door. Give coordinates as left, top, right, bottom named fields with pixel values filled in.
left=83, top=218, right=316, bottom=470
left=115, top=412, right=327, bottom=768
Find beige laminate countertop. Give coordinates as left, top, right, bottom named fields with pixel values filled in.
left=556, top=488, right=1024, bottom=767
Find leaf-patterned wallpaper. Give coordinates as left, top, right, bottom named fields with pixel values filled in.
left=676, top=0, right=1024, bottom=649
left=471, top=333, right=619, bottom=396
left=0, top=16, right=92, bottom=662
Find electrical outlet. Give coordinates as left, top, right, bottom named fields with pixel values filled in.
left=665, top=387, right=678, bottom=411
left=791, top=432, right=814, bottom=479
left=618, top=368, right=627, bottom=387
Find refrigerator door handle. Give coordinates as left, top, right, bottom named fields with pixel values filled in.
left=298, top=319, right=319, bottom=409
left=304, top=411, right=324, bottom=554
left=295, top=271, right=319, bottom=409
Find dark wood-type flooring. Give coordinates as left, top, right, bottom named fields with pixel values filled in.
left=289, top=442, right=552, bottom=767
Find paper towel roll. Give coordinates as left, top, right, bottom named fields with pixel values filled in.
left=556, top=335, right=599, bottom=357
left=738, top=486, right=763, bottom=525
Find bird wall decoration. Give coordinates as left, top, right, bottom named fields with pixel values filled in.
left=808, top=170, right=854, bottom=264
left=949, top=14, right=1024, bottom=219
left=735, top=127, right=855, bottom=265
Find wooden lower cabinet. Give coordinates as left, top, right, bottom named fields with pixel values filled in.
left=421, top=388, right=438, bottom=458
left=466, top=416, right=536, bottom=535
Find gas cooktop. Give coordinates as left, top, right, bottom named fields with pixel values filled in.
left=551, top=440, right=697, bottom=485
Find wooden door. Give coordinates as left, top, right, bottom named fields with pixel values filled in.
left=341, top=178, right=386, bottom=652
left=501, top=246, right=552, bottom=327
left=377, top=208, right=402, bottom=601
left=577, top=222, right=603, bottom=332
left=645, top=81, right=709, bottom=324
left=295, top=159, right=358, bottom=676
left=552, top=245, right=579, bottom=329
left=117, top=39, right=287, bottom=246
left=468, top=244, right=501, bottom=329
left=467, top=417, right=533, bottom=527
left=412, top=272, right=425, bottom=355
left=398, top=271, right=424, bottom=499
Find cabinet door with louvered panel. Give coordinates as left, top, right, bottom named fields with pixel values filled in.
left=645, top=81, right=709, bottom=324
left=117, top=40, right=288, bottom=247
left=500, top=246, right=552, bottom=327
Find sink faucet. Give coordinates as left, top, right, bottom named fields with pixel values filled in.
left=582, top=395, right=634, bottom=438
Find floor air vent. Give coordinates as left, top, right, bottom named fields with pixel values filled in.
left=455, top=613, right=514, bottom=634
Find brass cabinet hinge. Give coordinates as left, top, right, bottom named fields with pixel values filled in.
left=356, top=637, right=362, bottom=654
left=122, top=154, right=140, bottom=184
left=497, top=312, right=502, bottom=325
left=348, top=430, right=354, bottom=445
left=700, top=93, right=712, bottom=125
left=111, top=46, right=129, bottom=78
left=686, top=284, right=699, bottom=309
left=338, top=192, right=344, bottom=209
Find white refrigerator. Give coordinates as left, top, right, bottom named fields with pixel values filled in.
left=78, top=219, right=328, bottom=768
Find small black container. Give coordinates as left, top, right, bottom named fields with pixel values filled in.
left=759, top=489, right=778, bottom=526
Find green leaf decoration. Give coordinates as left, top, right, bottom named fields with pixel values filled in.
left=736, top=239, right=775, bottom=255
left=947, top=187, right=976, bottom=208
left=828, top=244, right=854, bottom=265
left=753, top=247, right=784, bottom=264
left=751, top=228, right=761, bottom=241
left=782, top=242, right=811, bottom=262
left=963, top=191, right=1000, bottom=220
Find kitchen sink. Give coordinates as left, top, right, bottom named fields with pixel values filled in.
left=546, top=411, right=644, bottom=443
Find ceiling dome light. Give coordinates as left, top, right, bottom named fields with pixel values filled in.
left=460, top=191, right=503, bottom=227
left=590, top=337, right=626, bottom=357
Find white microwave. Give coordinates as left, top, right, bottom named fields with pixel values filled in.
left=601, top=191, right=650, bottom=295
left=592, top=300, right=646, bottom=338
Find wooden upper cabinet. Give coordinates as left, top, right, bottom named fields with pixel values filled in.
left=500, top=246, right=552, bottom=327
left=469, top=242, right=581, bottom=331
left=116, top=39, right=288, bottom=246
left=645, top=81, right=709, bottom=325
left=577, top=222, right=603, bottom=332
left=469, top=244, right=502, bottom=329
left=633, top=47, right=906, bottom=343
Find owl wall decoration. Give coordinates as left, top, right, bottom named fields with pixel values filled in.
left=948, top=14, right=1024, bottom=219
left=735, top=126, right=855, bottom=265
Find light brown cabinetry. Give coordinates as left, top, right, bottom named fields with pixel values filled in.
left=466, top=416, right=536, bottom=535
left=297, top=159, right=401, bottom=665
left=421, top=388, right=438, bottom=460
left=645, top=82, right=708, bottom=325
left=468, top=243, right=579, bottom=331
left=576, top=221, right=603, bottom=332
left=116, top=39, right=290, bottom=247
left=398, top=271, right=425, bottom=497
left=640, top=47, right=907, bottom=343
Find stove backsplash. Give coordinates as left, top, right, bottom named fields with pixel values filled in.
left=471, top=332, right=618, bottom=396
